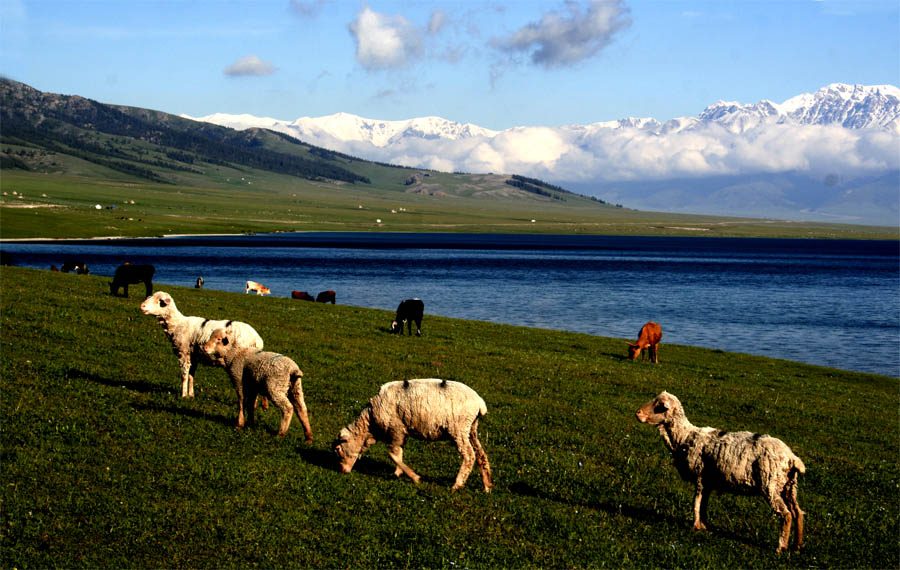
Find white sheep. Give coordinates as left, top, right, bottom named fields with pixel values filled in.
left=636, top=391, right=805, bottom=552
left=334, top=378, right=493, bottom=492
left=203, top=328, right=313, bottom=441
left=140, top=291, right=266, bottom=422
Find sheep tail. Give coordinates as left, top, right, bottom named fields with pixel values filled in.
left=789, top=454, right=806, bottom=476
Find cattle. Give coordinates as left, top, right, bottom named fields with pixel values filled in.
left=316, top=290, right=336, bottom=304
left=245, top=280, right=271, bottom=295
left=109, top=263, right=155, bottom=298
left=195, top=277, right=204, bottom=289
left=61, top=260, right=89, bottom=274
left=392, top=298, right=424, bottom=336
left=292, top=291, right=315, bottom=301
left=628, top=321, right=662, bottom=363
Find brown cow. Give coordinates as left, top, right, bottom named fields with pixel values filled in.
left=316, top=290, right=336, bottom=304
left=292, top=291, right=315, bottom=301
left=628, top=321, right=662, bottom=363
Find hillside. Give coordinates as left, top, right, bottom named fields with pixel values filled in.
left=1, top=266, right=897, bottom=568
left=0, top=79, right=896, bottom=240
left=0, top=78, right=593, bottom=203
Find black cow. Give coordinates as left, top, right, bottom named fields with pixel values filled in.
left=109, top=264, right=155, bottom=298
left=316, top=290, right=336, bottom=304
left=392, top=298, right=424, bottom=336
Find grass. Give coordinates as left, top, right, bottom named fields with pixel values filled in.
left=2, top=169, right=897, bottom=241
left=1, top=266, right=898, bottom=568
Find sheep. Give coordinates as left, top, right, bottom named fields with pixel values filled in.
left=203, top=327, right=313, bottom=441
left=140, top=291, right=266, bottom=420
left=635, top=391, right=805, bottom=552
left=334, top=378, right=492, bottom=492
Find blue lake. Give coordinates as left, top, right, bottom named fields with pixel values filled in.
left=2, top=232, right=898, bottom=377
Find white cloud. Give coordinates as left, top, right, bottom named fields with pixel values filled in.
left=349, top=6, right=423, bottom=70
left=491, top=0, right=631, bottom=68
left=224, top=55, right=278, bottom=77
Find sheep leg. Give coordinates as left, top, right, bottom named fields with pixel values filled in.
left=451, top=431, right=476, bottom=491
left=692, top=483, right=709, bottom=531
left=242, top=381, right=258, bottom=429
left=786, top=482, right=805, bottom=551
left=387, top=438, right=420, bottom=483
left=764, top=482, right=794, bottom=552
left=270, top=389, right=294, bottom=437
left=180, top=358, right=196, bottom=398
left=287, top=376, right=313, bottom=442
left=469, top=420, right=493, bottom=493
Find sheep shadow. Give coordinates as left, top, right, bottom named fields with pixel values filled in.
left=130, top=401, right=235, bottom=428
left=508, top=480, right=764, bottom=550
left=66, top=367, right=171, bottom=395
left=507, top=480, right=684, bottom=527
left=296, top=446, right=340, bottom=472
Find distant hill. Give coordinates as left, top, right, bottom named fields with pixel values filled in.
left=0, top=78, right=597, bottom=205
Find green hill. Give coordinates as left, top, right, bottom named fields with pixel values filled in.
left=0, top=78, right=895, bottom=240
left=1, top=266, right=897, bottom=568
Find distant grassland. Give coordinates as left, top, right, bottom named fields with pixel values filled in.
left=2, top=266, right=897, bottom=568
left=1, top=169, right=897, bottom=240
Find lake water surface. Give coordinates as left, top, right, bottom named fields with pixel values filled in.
left=2, top=233, right=898, bottom=377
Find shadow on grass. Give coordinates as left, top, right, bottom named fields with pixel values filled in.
left=66, top=367, right=171, bottom=395
left=130, top=401, right=235, bottom=428
left=297, top=446, right=342, bottom=472
left=507, top=480, right=766, bottom=550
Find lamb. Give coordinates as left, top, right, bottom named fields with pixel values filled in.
left=334, top=378, right=493, bottom=492
left=635, top=391, right=805, bottom=552
left=140, top=291, right=265, bottom=414
left=203, top=327, right=313, bottom=441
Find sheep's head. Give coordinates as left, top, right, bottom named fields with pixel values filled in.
left=636, top=391, right=681, bottom=425
left=203, top=328, right=231, bottom=364
left=140, top=291, right=175, bottom=316
left=334, top=427, right=375, bottom=474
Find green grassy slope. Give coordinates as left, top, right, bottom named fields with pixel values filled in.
left=2, top=266, right=897, bottom=568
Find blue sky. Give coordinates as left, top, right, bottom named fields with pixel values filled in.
left=1, top=0, right=898, bottom=130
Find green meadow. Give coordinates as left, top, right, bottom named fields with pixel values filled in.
left=2, top=169, right=896, bottom=241
left=1, top=266, right=897, bottom=568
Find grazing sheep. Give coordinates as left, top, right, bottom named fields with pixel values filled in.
left=636, top=391, right=805, bottom=552
left=334, top=378, right=492, bottom=492
left=140, top=291, right=265, bottom=418
left=203, top=328, right=312, bottom=441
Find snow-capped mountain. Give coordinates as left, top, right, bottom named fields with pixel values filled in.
left=186, top=83, right=899, bottom=145
left=188, top=111, right=498, bottom=148
left=184, top=84, right=900, bottom=225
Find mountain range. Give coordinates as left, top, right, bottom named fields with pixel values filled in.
left=186, top=83, right=900, bottom=226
